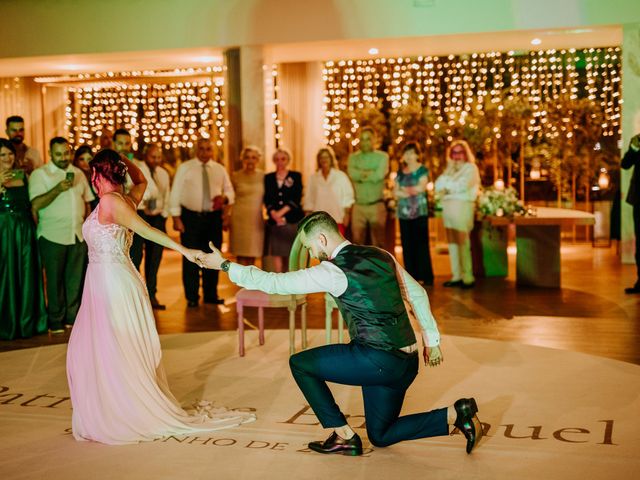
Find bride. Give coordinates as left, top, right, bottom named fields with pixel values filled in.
left=66, top=149, right=254, bottom=445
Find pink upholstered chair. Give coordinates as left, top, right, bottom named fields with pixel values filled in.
left=236, top=235, right=310, bottom=356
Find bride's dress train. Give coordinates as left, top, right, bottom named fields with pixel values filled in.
left=67, top=203, right=255, bottom=445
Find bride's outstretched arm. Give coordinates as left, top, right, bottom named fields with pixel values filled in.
left=100, top=192, right=199, bottom=262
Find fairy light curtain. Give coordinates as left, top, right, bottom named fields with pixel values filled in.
left=65, top=69, right=226, bottom=150
left=322, top=47, right=621, bottom=148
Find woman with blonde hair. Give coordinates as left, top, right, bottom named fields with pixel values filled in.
left=263, top=147, right=304, bottom=272
left=303, top=146, right=354, bottom=235
left=434, top=140, right=480, bottom=288
left=230, top=146, right=265, bottom=265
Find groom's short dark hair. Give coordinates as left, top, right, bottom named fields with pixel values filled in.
left=297, top=211, right=339, bottom=237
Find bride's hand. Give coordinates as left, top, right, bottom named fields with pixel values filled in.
left=182, top=248, right=202, bottom=264
left=194, top=242, right=226, bottom=270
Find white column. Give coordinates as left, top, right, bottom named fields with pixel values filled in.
left=240, top=45, right=266, bottom=167
left=621, top=23, right=640, bottom=264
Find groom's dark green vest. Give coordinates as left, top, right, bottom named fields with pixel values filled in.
left=329, top=244, right=416, bottom=350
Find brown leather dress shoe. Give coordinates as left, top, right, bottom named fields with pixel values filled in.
left=308, top=431, right=363, bottom=456
left=454, top=397, right=483, bottom=454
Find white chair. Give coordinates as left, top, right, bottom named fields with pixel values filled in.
left=235, top=235, right=310, bottom=357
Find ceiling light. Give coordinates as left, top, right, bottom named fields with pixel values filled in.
left=192, top=56, right=219, bottom=64
left=531, top=38, right=542, bottom=46
left=368, top=48, right=379, bottom=55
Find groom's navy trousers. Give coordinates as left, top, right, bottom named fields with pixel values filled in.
left=289, top=341, right=448, bottom=447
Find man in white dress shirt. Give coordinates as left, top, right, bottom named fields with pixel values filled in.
left=6, top=115, right=43, bottom=176
left=29, top=137, right=94, bottom=333
left=113, top=128, right=160, bottom=270
left=169, top=137, right=234, bottom=307
left=195, top=211, right=482, bottom=456
left=137, top=143, right=171, bottom=309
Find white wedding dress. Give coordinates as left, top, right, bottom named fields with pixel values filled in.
left=67, top=201, right=255, bottom=445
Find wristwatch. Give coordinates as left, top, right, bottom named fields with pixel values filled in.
left=221, top=260, right=231, bottom=272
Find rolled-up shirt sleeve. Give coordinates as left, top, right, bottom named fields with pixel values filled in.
left=393, top=258, right=441, bottom=347
left=228, top=261, right=348, bottom=297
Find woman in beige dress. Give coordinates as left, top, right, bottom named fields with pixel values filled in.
left=230, top=146, right=265, bottom=265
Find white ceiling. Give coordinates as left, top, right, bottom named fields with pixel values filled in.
left=0, top=25, right=621, bottom=78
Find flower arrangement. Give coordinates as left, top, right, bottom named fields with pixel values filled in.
left=477, top=186, right=526, bottom=218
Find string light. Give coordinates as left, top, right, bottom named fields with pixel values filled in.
left=269, top=64, right=283, bottom=147
left=64, top=67, right=225, bottom=149
left=321, top=47, right=621, bottom=146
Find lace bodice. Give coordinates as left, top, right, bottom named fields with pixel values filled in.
left=83, top=205, right=133, bottom=264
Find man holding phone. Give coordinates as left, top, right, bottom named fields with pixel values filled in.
left=29, top=137, right=94, bottom=333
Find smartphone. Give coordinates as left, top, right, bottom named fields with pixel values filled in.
left=65, top=172, right=75, bottom=182
left=10, top=169, right=25, bottom=180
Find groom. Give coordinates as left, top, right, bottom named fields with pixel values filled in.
left=196, top=211, right=482, bottom=455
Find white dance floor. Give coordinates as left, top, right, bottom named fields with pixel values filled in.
left=1, top=330, right=639, bottom=479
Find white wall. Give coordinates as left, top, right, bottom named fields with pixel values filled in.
left=2, top=0, right=640, bottom=58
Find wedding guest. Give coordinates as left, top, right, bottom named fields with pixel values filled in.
left=29, top=137, right=94, bottom=333
left=435, top=140, right=481, bottom=289
left=73, top=145, right=99, bottom=210
left=91, top=128, right=113, bottom=152
left=263, top=148, right=304, bottom=272
left=303, top=146, right=354, bottom=235
left=169, top=137, right=234, bottom=307
left=348, top=127, right=389, bottom=247
left=622, top=133, right=640, bottom=294
left=230, top=146, right=265, bottom=266
left=5, top=115, right=42, bottom=175
left=113, top=128, right=160, bottom=269
left=394, top=142, right=434, bottom=285
left=136, top=143, right=171, bottom=309
left=196, top=211, right=482, bottom=456
left=0, top=138, right=47, bottom=340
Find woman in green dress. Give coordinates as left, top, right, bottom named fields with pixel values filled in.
left=0, top=138, right=47, bottom=340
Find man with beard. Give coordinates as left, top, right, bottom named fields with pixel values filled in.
left=5, top=115, right=42, bottom=175
left=29, top=137, right=94, bottom=333
left=194, top=211, right=482, bottom=456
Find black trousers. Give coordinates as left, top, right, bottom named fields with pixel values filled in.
left=181, top=208, right=223, bottom=302
left=130, top=213, right=166, bottom=297
left=399, top=216, right=434, bottom=284
left=634, top=204, right=640, bottom=282
left=289, top=341, right=448, bottom=447
left=129, top=210, right=146, bottom=270
left=38, top=236, right=87, bottom=329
